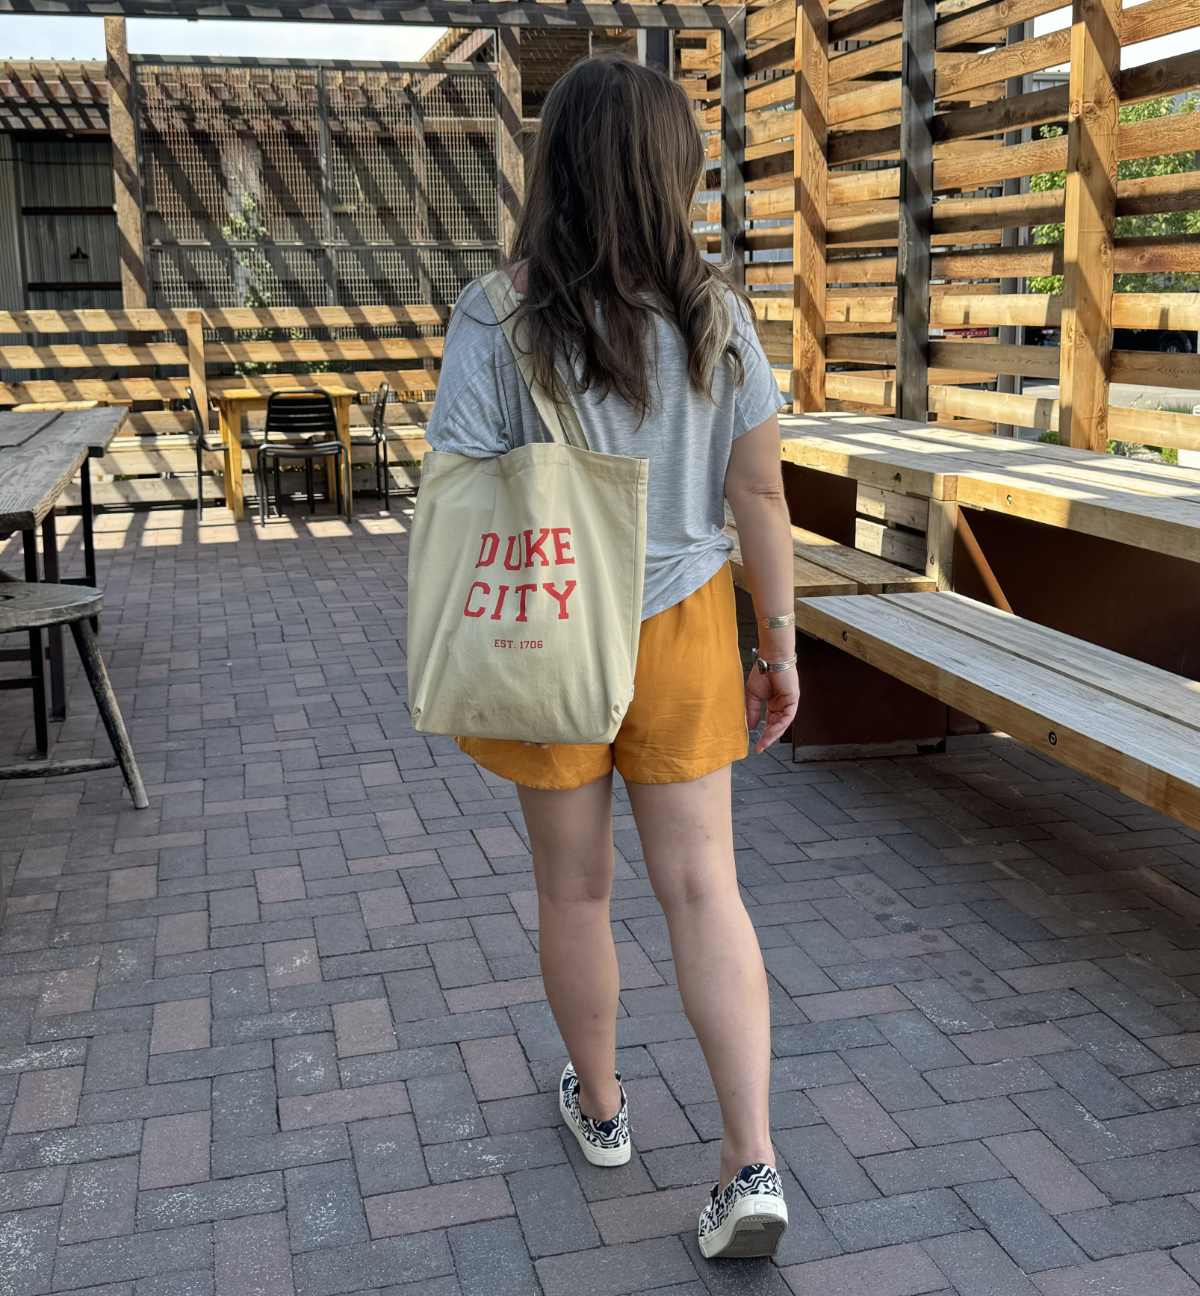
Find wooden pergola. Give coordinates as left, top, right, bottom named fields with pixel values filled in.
left=3, top=0, right=1199, bottom=454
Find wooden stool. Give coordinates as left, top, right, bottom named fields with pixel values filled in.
left=0, top=583, right=148, bottom=809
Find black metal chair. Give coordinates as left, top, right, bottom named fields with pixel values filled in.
left=185, top=386, right=226, bottom=518
left=370, top=381, right=391, bottom=511
left=256, top=390, right=351, bottom=526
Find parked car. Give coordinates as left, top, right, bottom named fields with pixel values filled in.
left=1030, top=326, right=1197, bottom=352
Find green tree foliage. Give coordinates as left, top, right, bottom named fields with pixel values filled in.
left=1027, top=93, right=1200, bottom=296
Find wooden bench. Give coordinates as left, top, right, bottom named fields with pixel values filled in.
left=797, top=590, right=1200, bottom=832
left=724, top=520, right=943, bottom=760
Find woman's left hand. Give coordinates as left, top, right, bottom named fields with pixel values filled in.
left=745, top=661, right=800, bottom=754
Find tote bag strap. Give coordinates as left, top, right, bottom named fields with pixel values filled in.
left=480, top=269, right=589, bottom=451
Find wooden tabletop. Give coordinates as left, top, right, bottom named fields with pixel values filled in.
left=0, top=407, right=127, bottom=534
left=213, top=386, right=356, bottom=405
left=779, top=412, right=1200, bottom=566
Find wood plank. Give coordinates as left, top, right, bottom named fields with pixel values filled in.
left=937, top=27, right=1070, bottom=98
left=856, top=483, right=930, bottom=531
left=204, top=338, right=444, bottom=365
left=793, top=0, right=828, bottom=413
left=0, top=343, right=189, bottom=369
left=892, top=589, right=1200, bottom=735
left=937, top=0, right=1072, bottom=49
left=1120, top=0, right=1200, bottom=46
left=854, top=517, right=927, bottom=568
left=930, top=340, right=1059, bottom=380
left=723, top=524, right=857, bottom=596
left=796, top=592, right=1200, bottom=828
left=497, top=25, right=523, bottom=256
left=929, top=383, right=1059, bottom=432
left=829, top=0, right=903, bottom=43
left=792, top=523, right=936, bottom=591
left=722, top=11, right=746, bottom=287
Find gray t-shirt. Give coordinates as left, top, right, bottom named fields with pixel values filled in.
left=425, top=280, right=784, bottom=620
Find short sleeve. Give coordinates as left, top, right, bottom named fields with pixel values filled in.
left=729, top=296, right=786, bottom=438
left=425, top=280, right=514, bottom=458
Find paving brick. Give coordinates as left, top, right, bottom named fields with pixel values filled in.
left=1030, top=1250, right=1200, bottom=1296
left=623, top=1076, right=698, bottom=1151
left=448, top=1217, right=538, bottom=1296
left=256, top=866, right=307, bottom=903
left=279, top=1080, right=409, bottom=1130
left=807, top=1082, right=914, bottom=1156
left=955, top=1023, right=1075, bottom=1065
left=842, top=1044, right=942, bottom=1112
left=763, top=946, right=838, bottom=996
left=290, top=1233, right=453, bottom=1296
left=862, top=1142, right=1007, bottom=1196
left=53, top=1223, right=212, bottom=1290
left=350, top=1114, right=429, bottom=1195
left=924, top=1058, right=1055, bottom=1103
left=506, top=1162, right=600, bottom=1257
left=332, top=998, right=397, bottom=1058
left=983, top=1131, right=1108, bottom=1214
left=0, top=1166, right=67, bottom=1212
left=775, top=1123, right=879, bottom=1207
left=895, top=1097, right=1033, bottom=1147
left=1038, top=1050, right=1149, bottom=1119
left=150, top=998, right=211, bottom=1054
left=366, top=1176, right=513, bottom=1237
left=407, top=1070, right=486, bottom=1143
left=274, top=1033, right=339, bottom=1097
left=286, top=1160, right=369, bottom=1251
left=780, top=1241, right=948, bottom=1296
left=957, top=1178, right=1087, bottom=1271
left=1059, top=1198, right=1200, bottom=1260
left=8, top=1063, right=84, bottom=1131
left=265, top=940, right=321, bottom=989
left=424, top=1128, right=567, bottom=1184
left=590, top=1184, right=708, bottom=1244
left=793, top=985, right=912, bottom=1021
left=0, top=1118, right=143, bottom=1172
left=140, top=1109, right=211, bottom=1189
left=59, top=1155, right=139, bottom=1242
left=212, top=1068, right=278, bottom=1140
left=138, top=1171, right=284, bottom=1229
left=1011, top=1090, right=1127, bottom=1163
left=459, top=1035, right=535, bottom=1102
left=37, top=965, right=98, bottom=1016
left=921, top=1230, right=1039, bottom=1296
left=535, top=1237, right=698, bottom=1296
left=823, top=1187, right=980, bottom=1251
left=210, top=1126, right=351, bottom=1178
left=214, top=1212, right=295, bottom=1296
left=360, top=887, right=413, bottom=931
left=1082, top=1148, right=1200, bottom=1202
left=0, top=1205, right=58, bottom=1296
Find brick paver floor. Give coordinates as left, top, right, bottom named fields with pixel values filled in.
left=1, top=504, right=1199, bottom=1296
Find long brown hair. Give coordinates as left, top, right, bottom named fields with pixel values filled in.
left=511, top=52, right=745, bottom=419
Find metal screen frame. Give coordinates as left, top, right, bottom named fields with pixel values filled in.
left=133, top=55, right=503, bottom=310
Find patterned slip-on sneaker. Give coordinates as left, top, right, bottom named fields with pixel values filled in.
left=698, top=1163, right=789, bottom=1260
left=559, top=1062, right=631, bottom=1166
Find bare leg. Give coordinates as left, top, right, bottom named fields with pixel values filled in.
left=626, top=765, right=773, bottom=1189
left=517, top=773, right=623, bottom=1122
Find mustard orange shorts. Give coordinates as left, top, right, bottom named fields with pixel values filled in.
left=456, top=564, right=749, bottom=790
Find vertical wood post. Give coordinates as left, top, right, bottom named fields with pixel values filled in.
left=996, top=21, right=1029, bottom=436
left=721, top=12, right=746, bottom=288
left=792, top=0, right=827, bottom=413
left=105, top=17, right=148, bottom=309
left=895, top=0, right=936, bottom=423
left=316, top=68, right=338, bottom=307
left=497, top=27, right=524, bottom=258
left=186, top=310, right=208, bottom=431
left=1059, top=0, right=1120, bottom=452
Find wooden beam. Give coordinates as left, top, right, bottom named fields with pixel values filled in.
left=1, top=0, right=743, bottom=29
left=721, top=9, right=746, bottom=286
left=1059, top=0, right=1120, bottom=452
left=104, top=18, right=147, bottom=309
left=496, top=26, right=523, bottom=258
left=792, top=0, right=827, bottom=413
left=895, top=0, right=935, bottom=423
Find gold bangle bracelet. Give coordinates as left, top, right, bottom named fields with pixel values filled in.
left=758, top=612, right=796, bottom=631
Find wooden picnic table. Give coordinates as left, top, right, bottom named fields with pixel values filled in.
left=777, top=410, right=1200, bottom=684
left=0, top=406, right=128, bottom=748
left=213, top=386, right=356, bottom=521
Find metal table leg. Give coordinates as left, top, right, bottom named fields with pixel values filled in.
left=40, top=512, right=68, bottom=722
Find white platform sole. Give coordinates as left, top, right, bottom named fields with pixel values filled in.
left=559, top=1087, right=631, bottom=1166
left=699, top=1194, right=789, bottom=1259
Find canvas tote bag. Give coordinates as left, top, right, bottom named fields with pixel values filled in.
left=407, top=270, right=648, bottom=745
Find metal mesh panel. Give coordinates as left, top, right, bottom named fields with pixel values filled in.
left=137, top=60, right=499, bottom=309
